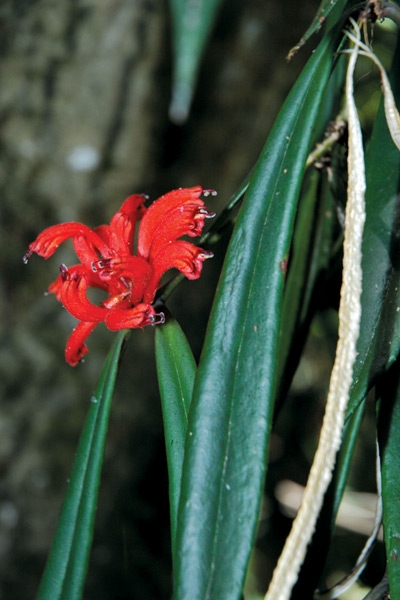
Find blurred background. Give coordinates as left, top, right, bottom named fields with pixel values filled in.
left=0, top=0, right=388, bottom=598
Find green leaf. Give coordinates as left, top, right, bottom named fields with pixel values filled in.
left=287, top=0, right=351, bottom=59
left=378, top=361, right=400, bottom=598
left=174, top=30, right=340, bottom=600
left=277, top=171, right=321, bottom=373
left=346, top=38, right=400, bottom=419
left=275, top=169, right=336, bottom=402
left=275, top=51, right=347, bottom=403
left=36, top=330, right=127, bottom=600
left=168, top=0, right=224, bottom=123
left=155, top=313, right=196, bottom=554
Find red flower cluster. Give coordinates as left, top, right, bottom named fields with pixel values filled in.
left=24, top=187, right=215, bottom=365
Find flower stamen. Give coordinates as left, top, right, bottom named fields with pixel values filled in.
left=149, top=312, right=166, bottom=325
left=197, top=207, right=216, bottom=218
left=60, top=264, right=69, bottom=281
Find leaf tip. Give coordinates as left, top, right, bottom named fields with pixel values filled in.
left=169, top=81, right=193, bottom=124
left=287, top=42, right=303, bottom=61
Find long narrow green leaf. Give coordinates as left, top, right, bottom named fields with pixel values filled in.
left=36, top=330, right=127, bottom=600
left=276, top=171, right=321, bottom=375
left=346, top=38, right=400, bottom=418
left=168, top=0, right=224, bottom=123
left=174, top=30, right=340, bottom=600
left=275, top=52, right=346, bottom=402
left=288, top=0, right=340, bottom=58
left=155, top=314, right=196, bottom=554
left=287, top=0, right=353, bottom=59
left=378, top=360, right=400, bottom=599
left=275, top=169, right=336, bottom=402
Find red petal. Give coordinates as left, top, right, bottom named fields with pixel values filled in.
left=48, top=264, right=107, bottom=301
left=94, top=225, right=111, bottom=245
left=65, top=321, right=98, bottom=366
left=109, top=195, right=146, bottom=254
left=102, top=295, right=131, bottom=310
left=105, top=303, right=158, bottom=330
left=143, top=241, right=213, bottom=303
left=137, top=187, right=214, bottom=259
left=93, top=255, right=152, bottom=304
left=60, top=270, right=108, bottom=322
left=48, top=272, right=65, bottom=302
left=24, top=223, right=111, bottom=262
left=73, top=234, right=114, bottom=269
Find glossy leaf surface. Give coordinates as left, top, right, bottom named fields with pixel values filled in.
left=36, top=330, right=127, bottom=600
left=275, top=169, right=336, bottom=401
left=174, top=31, right=339, bottom=600
left=276, top=49, right=346, bottom=402
left=155, top=314, right=196, bottom=553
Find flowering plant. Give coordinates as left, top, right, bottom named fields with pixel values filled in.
left=17, top=1, right=400, bottom=600
left=24, top=187, right=214, bottom=365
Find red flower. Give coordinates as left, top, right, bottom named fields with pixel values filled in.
left=24, top=187, right=215, bottom=365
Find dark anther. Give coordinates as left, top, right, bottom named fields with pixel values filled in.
left=150, top=312, right=166, bottom=326
left=92, top=259, right=108, bottom=272
left=22, top=249, right=33, bottom=264
left=59, top=264, right=69, bottom=281
left=199, top=250, right=214, bottom=260
left=198, top=207, right=216, bottom=218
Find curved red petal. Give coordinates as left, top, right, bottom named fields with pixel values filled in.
left=93, top=255, right=152, bottom=304
left=48, top=264, right=108, bottom=302
left=102, top=295, right=131, bottom=310
left=137, top=187, right=214, bottom=259
left=109, top=194, right=146, bottom=254
left=24, top=223, right=110, bottom=262
left=105, top=303, right=159, bottom=330
left=65, top=321, right=98, bottom=366
left=48, top=273, right=65, bottom=302
left=73, top=232, right=114, bottom=269
left=94, top=224, right=111, bottom=245
left=143, top=241, right=213, bottom=304
left=60, top=270, right=108, bottom=322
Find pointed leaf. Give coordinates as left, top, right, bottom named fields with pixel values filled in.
left=168, top=0, right=224, bottom=123
left=287, top=0, right=350, bottom=59
left=174, top=30, right=340, bottom=600
left=155, top=313, right=196, bottom=553
left=36, top=330, right=127, bottom=600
